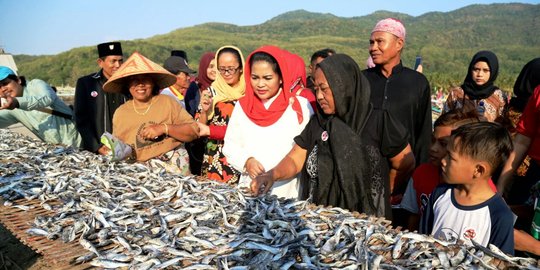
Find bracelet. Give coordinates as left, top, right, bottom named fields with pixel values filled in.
left=163, top=123, right=169, bottom=136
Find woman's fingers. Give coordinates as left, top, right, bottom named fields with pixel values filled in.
left=251, top=172, right=273, bottom=196
left=250, top=177, right=262, bottom=196
left=247, top=159, right=266, bottom=179
left=141, top=125, right=162, bottom=140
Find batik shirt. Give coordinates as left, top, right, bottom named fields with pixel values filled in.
left=201, top=101, right=240, bottom=183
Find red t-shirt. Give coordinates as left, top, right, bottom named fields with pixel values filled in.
left=516, top=85, right=540, bottom=162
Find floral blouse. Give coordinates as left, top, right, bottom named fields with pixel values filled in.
left=200, top=101, right=241, bottom=183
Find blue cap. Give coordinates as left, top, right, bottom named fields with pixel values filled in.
left=0, top=66, right=16, bottom=81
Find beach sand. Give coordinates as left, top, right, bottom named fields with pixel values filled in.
left=5, top=123, right=41, bottom=141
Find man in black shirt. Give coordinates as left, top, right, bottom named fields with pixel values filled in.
left=362, top=19, right=432, bottom=212
left=74, top=42, right=125, bottom=154
left=363, top=18, right=431, bottom=167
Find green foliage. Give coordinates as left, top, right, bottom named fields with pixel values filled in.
left=12, top=3, right=540, bottom=94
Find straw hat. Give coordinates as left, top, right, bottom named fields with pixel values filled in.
left=103, top=51, right=177, bottom=93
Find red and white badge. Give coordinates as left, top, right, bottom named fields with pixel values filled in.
left=321, top=131, right=329, bottom=142
left=91, top=91, right=98, bottom=98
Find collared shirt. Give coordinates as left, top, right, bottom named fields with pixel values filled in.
left=74, top=70, right=125, bottom=152
left=160, top=87, right=185, bottom=108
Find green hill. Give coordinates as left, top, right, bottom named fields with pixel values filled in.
left=13, top=3, right=540, bottom=93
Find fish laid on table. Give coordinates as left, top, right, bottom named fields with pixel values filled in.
left=1, top=129, right=539, bottom=269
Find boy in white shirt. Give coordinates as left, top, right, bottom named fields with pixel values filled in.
left=420, top=122, right=515, bottom=255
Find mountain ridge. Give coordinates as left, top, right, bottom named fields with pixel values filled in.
left=13, top=3, right=540, bottom=92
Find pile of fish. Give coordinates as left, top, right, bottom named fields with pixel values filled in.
left=1, top=128, right=539, bottom=270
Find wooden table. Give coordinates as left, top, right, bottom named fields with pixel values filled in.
left=0, top=198, right=94, bottom=270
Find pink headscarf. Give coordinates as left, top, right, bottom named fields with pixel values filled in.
left=372, top=18, right=406, bottom=41
left=366, top=56, right=376, bottom=68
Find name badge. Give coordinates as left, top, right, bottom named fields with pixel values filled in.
left=321, top=131, right=329, bottom=142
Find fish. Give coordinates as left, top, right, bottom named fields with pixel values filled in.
left=79, top=237, right=101, bottom=257
left=90, top=259, right=130, bottom=268
left=26, top=227, right=49, bottom=237
left=1, top=128, right=539, bottom=269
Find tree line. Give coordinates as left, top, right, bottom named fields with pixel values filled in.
left=14, top=3, right=540, bottom=95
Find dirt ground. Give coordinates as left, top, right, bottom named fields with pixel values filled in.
left=0, top=223, right=50, bottom=270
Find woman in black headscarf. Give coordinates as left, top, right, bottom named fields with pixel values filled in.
left=444, top=50, right=507, bottom=123
left=503, top=58, right=540, bottom=197
left=251, top=54, right=414, bottom=219
left=510, top=58, right=540, bottom=113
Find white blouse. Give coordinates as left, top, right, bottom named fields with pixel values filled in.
left=223, top=96, right=314, bottom=199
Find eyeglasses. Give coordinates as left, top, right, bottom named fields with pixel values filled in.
left=218, top=66, right=240, bottom=75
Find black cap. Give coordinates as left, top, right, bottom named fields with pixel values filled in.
left=171, top=50, right=188, bottom=62
left=163, top=56, right=196, bottom=75
left=97, top=42, right=123, bottom=58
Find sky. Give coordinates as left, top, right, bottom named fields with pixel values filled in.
left=1, top=0, right=539, bottom=55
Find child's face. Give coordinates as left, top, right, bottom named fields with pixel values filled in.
left=429, top=125, right=453, bottom=167
left=440, top=138, right=477, bottom=184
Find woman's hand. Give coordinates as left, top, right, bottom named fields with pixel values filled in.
left=251, top=170, right=274, bottom=196
left=197, top=122, right=210, bottom=137
left=141, top=124, right=166, bottom=140
left=97, top=145, right=111, bottom=156
left=244, top=157, right=265, bottom=179
left=0, top=95, right=18, bottom=110
left=200, top=89, right=213, bottom=113
left=248, top=144, right=307, bottom=197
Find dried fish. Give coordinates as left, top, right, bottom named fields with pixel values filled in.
left=1, top=129, right=539, bottom=269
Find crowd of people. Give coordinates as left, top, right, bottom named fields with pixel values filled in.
left=2, top=17, right=540, bottom=257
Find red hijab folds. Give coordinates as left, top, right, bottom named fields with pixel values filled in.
left=289, top=53, right=317, bottom=111
left=196, top=52, right=215, bottom=91
left=239, top=45, right=314, bottom=127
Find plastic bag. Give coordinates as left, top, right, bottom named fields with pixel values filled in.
left=100, top=132, right=132, bottom=161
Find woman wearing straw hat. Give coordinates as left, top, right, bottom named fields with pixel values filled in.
left=103, top=52, right=199, bottom=175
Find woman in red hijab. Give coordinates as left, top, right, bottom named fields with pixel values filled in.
left=223, top=45, right=314, bottom=199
